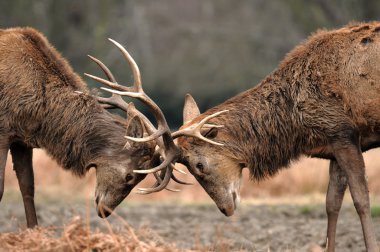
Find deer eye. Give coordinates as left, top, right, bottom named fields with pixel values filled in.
left=140, top=148, right=150, bottom=156
left=125, top=174, right=134, bottom=182
left=196, top=162, right=204, bottom=171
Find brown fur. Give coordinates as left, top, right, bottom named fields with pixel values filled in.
left=0, top=27, right=154, bottom=226
left=180, top=21, right=380, bottom=179
left=178, top=22, right=380, bottom=251
left=0, top=27, right=126, bottom=174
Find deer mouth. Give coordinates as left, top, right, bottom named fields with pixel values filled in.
left=219, top=201, right=236, bottom=216
left=96, top=204, right=113, bottom=218
left=95, top=195, right=114, bottom=218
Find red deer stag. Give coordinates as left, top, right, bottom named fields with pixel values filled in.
left=0, top=27, right=199, bottom=227
left=107, top=22, right=380, bottom=251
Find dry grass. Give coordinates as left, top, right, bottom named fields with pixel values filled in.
left=2, top=149, right=377, bottom=252
left=0, top=215, right=180, bottom=252
left=4, top=148, right=380, bottom=202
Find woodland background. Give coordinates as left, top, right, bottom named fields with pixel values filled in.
left=2, top=0, right=380, bottom=127
left=1, top=0, right=380, bottom=201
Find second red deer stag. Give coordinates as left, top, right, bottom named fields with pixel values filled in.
left=178, top=22, right=380, bottom=252
left=111, top=22, right=380, bottom=252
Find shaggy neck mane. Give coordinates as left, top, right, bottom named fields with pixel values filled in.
left=198, top=28, right=344, bottom=180
left=13, top=28, right=127, bottom=176
left=36, top=104, right=126, bottom=177
left=205, top=76, right=305, bottom=180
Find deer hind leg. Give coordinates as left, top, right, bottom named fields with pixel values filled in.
left=10, top=143, right=37, bottom=228
left=325, top=160, right=348, bottom=252
left=332, top=132, right=378, bottom=252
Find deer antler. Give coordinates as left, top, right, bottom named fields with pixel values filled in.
left=136, top=168, right=178, bottom=194
left=171, top=110, right=229, bottom=145
left=86, top=39, right=183, bottom=193
left=86, top=55, right=129, bottom=111
left=86, top=39, right=226, bottom=193
left=88, top=39, right=179, bottom=170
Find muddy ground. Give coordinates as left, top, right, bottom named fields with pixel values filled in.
left=0, top=200, right=379, bottom=252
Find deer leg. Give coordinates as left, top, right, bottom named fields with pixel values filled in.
left=332, top=134, right=378, bottom=252
left=325, top=160, right=348, bottom=252
left=0, top=143, right=9, bottom=201
left=10, top=143, right=37, bottom=228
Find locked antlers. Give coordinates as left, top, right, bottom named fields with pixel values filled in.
left=86, top=39, right=227, bottom=193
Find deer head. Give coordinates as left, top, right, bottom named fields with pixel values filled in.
left=92, top=114, right=154, bottom=217
left=176, top=95, right=244, bottom=216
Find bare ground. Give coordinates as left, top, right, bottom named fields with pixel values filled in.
left=2, top=150, right=380, bottom=251
left=0, top=200, right=379, bottom=252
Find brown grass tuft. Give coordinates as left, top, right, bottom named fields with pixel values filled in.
left=0, top=216, right=180, bottom=252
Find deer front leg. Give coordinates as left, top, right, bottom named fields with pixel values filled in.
left=0, top=143, right=9, bottom=201
left=332, top=134, right=378, bottom=252
left=10, top=143, right=38, bottom=228
left=325, top=160, right=348, bottom=252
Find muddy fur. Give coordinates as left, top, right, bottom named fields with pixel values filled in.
left=0, top=27, right=141, bottom=176
left=180, top=22, right=380, bottom=180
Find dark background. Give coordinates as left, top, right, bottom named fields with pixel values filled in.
left=1, top=0, right=380, bottom=127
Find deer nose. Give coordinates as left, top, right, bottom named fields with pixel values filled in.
left=97, top=205, right=112, bottom=218
left=219, top=206, right=234, bottom=216
left=220, top=208, right=227, bottom=215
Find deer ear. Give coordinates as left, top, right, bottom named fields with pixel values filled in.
left=183, top=94, right=200, bottom=124
left=126, top=102, right=137, bottom=118
left=201, top=127, right=218, bottom=139
left=126, top=116, right=144, bottom=138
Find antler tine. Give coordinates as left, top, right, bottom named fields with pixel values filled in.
left=124, top=128, right=166, bottom=143
left=85, top=73, right=131, bottom=92
left=136, top=166, right=175, bottom=194
left=171, top=165, right=187, bottom=174
left=86, top=55, right=134, bottom=92
left=154, top=171, right=180, bottom=192
left=171, top=174, right=192, bottom=185
left=133, top=149, right=177, bottom=174
left=108, top=38, right=143, bottom=93
left=88, top=55, right=117, bottom=83
left=96, top=96, right=129, bottom=111
left=171, top=164, right=193, bottom=185
left=126, top=103, right=156, bottom=135
left=135, top=172, right=179, bottom=193
left=171, top=110, right=229, bottom=146
left=86, top=55, right=133, bottom=111
left=101, top=87, right=170, bottom=127
left=203, top=124, right=224, bottom=129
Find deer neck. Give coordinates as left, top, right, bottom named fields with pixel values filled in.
left=33, top=95, right=127, bottom=176
left=206, top=72, right=306, bottom=180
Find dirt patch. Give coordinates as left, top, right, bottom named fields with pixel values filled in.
left=0, top=202, right=378, bottom=251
